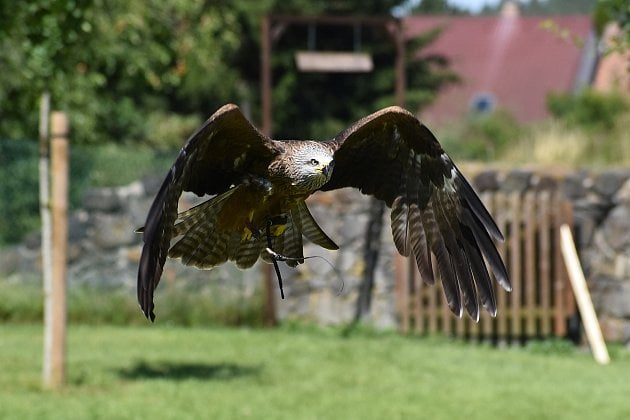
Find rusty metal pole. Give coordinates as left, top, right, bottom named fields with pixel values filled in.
left=394, top=19, right=406, bottom=108
left=260, top=15, right=277, bottom=326
left=261, top=14, right=272, bottom=137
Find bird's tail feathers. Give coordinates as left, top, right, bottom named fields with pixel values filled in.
left=171, top=188, right=237, bottom=237
left=261, top=207, right=304, bottom=268
left=260, top=202, right=339, bottom=268
left=169, top=193, right=338, bottom=271
left=168, top=189, right=241, bottom=269
left=295, top=201, right=339, bottom=250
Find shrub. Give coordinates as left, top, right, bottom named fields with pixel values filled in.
left=547, top=89, right=628, bottom=130
left=0, top=140, right=40, bottom=245
left=439, top=109, right=522, bottom=161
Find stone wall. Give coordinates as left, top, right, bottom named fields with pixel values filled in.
left=1, top=168, right=629, bottom=341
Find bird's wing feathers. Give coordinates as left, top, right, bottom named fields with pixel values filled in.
left=321, top=106, right=511, bottom=319
left=284, top=208, right=306, bottom=268
left=179, top=104, right=281, bottom=196
left=168, top=188, right=238, bottom=268
left=138, top=104, right=280, bottom=321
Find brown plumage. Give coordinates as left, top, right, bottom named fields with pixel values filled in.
left=138, top=104, right=511, bottom=321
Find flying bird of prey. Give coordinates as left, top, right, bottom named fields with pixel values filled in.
left=137, top=104, right=511, bottom=322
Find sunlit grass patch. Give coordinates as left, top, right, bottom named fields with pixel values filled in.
left=2, top=324, right=630, bottom=419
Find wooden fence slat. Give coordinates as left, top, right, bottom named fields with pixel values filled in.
left=524, top=192, right=537, bottom=336
left=427, top=275, right=438, bottom=334
left=552, top=193, right=566, bottom=336
left=538, top=191, right=552, bottom=336
left=413, top=258, right=423, bottom=333
left=509, top=192, right=522, bottom=337
left=561, top=198, right=577, bottom=316
left=456, top=308, right=466, bottom=337
left=495, top=192, right=509, bottom=338
left=442, top=278, right=452, bottom=335
left=394, top=249, right=409, bottom=334
left=481, top=192, right=495, bottom=339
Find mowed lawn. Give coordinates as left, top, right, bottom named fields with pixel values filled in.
left=2, top=324, right=629, bottom=420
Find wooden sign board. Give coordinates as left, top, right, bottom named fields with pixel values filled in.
left=295, top=51, right=373, bottom=73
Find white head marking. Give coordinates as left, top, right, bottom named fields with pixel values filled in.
left=292, top=142, right=334, bottom=191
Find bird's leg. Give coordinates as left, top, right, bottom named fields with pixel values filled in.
left=242, top=210, right=262, bottom=240
left=244, top=220, right=262, bottom=240
left=268, top=215, right=288, bottom=236
left=266, top=219, right=285, bottom=299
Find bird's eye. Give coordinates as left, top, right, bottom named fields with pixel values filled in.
left=309, top=159, right=319, bottom=166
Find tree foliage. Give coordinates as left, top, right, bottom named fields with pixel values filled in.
left=408, top=0, right=468, bottom=15
left=0, top=141, right=39, bottom=244
left=0, top=0, right=452, bottom=145
left=479, top=0, right=597, bottom=15
left=594, top=0, right=629, bottom=52
left=519, top=0, right=596, bottom=15
left=547, top=88, right=628, bottom=130
left=0, top=0, right=247, bottom=144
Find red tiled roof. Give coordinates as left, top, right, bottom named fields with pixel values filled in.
left=404, top=15, right=593, bottom=125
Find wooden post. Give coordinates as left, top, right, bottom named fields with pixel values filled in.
left=559, top=225, right=610, bottom=365
left=43, top=111, right=69, bottom=387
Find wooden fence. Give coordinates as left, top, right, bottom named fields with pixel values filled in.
left=394, top=191, right=576, bottom=341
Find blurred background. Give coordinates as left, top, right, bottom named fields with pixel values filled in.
left=1, top=0, right=629, bottom=418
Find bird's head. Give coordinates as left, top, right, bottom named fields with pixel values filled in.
left=291, top=142, right=334, bottom=191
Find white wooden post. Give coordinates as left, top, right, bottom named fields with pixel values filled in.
left=560, top=224, right=610, bottom=365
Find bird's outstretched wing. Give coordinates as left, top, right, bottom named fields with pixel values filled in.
left=321, top=106, right=511, bottom=320
left=137, top=104, right=281, bottom=321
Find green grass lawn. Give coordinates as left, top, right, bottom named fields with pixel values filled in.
left=1, top=324, right=629, bottom=420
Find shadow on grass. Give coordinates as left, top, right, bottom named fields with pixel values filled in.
left=118, top=360, right=261, bottom=381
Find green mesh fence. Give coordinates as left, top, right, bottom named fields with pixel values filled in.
left=0, top=138, right=176, bottom=246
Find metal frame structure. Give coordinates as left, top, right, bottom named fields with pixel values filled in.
left=260, top=14, right=407, bottom=136
left=259, top=15, right=407, bottom=325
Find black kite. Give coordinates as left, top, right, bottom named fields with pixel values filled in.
left=138, top=104, right=511, bottom=321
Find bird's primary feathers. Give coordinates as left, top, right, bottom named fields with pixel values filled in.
left=138, top=104, right=511, bottom=321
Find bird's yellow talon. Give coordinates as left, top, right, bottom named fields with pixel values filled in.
left=271, top=224, right=287, bottom=236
